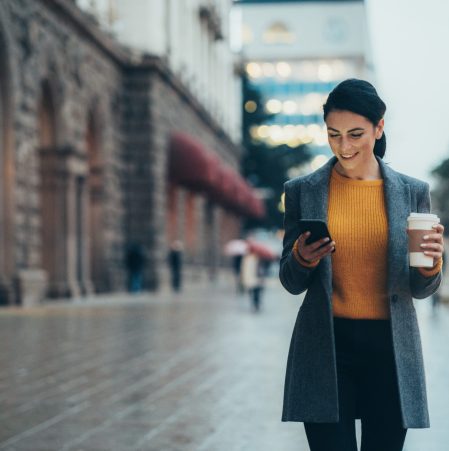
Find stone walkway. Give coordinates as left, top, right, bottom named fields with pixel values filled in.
left=0, top=278, right=447, bottom=450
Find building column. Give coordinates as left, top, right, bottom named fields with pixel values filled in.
left=40, top=147, right=92, bottom=299
left=88, top=165, right=107, bottom=292
left=204, top=199, right=219, bottom=281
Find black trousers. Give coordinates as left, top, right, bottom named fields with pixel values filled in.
left=304, top=316, right=408, bottom=451
left=251, top=286, right=263, bottom=311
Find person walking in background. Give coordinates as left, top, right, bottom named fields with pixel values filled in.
left=241, top=251, right=265, bottom=312
left=168, top=240, right=184, bottom=292
left=279, top=79, right=444, bottom=451
left=223, top=238, right=248, bottom=294
left=125, top=242, right=146, bottom=293
left=232, top=254, right=244, bottom=294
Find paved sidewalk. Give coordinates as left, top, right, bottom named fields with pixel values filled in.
left=0, top=278, right=448, bottom=450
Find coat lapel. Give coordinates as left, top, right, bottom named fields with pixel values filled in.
left=299, top=155, right=411, bottom=301
left=378, top=157, right=411, bottom=296
left=300, top=157, right=334, bottom=298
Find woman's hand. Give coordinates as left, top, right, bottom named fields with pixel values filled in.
left=296, top=232, right=335, bottom=263
left=407, top=223, right=445, bottom=266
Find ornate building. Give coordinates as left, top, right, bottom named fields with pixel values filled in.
left=234, top=0, right=373, bottom=172
left=0, top=0, right=262, bottom=305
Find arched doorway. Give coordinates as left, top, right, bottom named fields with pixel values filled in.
left=38, top=80, right=61, bottom=297
left=86, top=108, right=106, bottom=292
left=38, top=82, right=56, bottom=149
left=38, top=79, right=89, bottom=298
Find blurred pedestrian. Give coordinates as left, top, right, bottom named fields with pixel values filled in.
left=241, top=251, right=264, bottom=312
left=279, top=79, right=444, bottom=451
left=232, top=254, right=244, bottom=294
left=260, top=258, right=272, bottom=278
left=168, top=240, right=184, bottom=292
left=223, top=239, right=248, bottom=293
left=125, top=242, right=145, bottom=293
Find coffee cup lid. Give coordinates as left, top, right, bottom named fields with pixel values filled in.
left=407, top=213, right=440, bottom=221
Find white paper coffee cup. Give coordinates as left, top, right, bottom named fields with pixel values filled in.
left=407, top=213, right=440, bottom=267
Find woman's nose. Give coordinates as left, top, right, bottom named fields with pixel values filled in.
left=340, top=138, right=351, bottom=152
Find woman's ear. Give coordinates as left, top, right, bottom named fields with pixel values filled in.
left=376, top=118, right=385, bottom=139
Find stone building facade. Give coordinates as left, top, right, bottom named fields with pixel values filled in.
left=0, top=0, right=258, bottom=305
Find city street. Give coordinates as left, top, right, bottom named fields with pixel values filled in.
left=0, top=276, right=448, bottom=451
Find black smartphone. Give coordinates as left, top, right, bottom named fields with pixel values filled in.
left=298, top=219, right=335, bottom=252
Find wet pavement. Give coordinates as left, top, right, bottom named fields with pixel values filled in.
left=0, top=276, right=448, bottom=450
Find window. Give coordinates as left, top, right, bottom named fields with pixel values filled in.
left=263, top=22, right=295, bottom=44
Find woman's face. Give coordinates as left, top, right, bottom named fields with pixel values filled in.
left=325, top=109, right=384, bottom=169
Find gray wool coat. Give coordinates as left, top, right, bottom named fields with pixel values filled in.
left=279, top=155, right=442, bottom=429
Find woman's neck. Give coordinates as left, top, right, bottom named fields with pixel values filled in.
left=333, top=157, right=382, bottom=181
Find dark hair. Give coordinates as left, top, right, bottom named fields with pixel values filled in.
left=323, top=78, right=387, bottom=159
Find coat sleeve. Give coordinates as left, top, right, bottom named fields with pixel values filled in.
left=279, top=180, right=319, bottom=295
left=409, top=182, right=443, bottom=299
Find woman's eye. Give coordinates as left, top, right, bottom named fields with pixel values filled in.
left=328, top=133, right=363, bottom=139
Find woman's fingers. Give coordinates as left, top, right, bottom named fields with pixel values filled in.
left=309, top=236, right=331, bottom=251
left=298, top=232, right=329, bottom=250
left=308, top=246, right=334, bottom=263
left=314, top=242, right=335, bottom=259
left=421, top=242, right=443, bottom=253
left=423, top=233, right=443, bottom=244
left=298, top=232, right=335, bottom=261
left=297, top=231, right=310, bottom=245
left=421, top=233, right=444, bottom=263
left=407, top=224, right=444, bottom=266
left=423, top=251, right=443, bottom=262
left=298, top=232, right=331, bottom=249
left=432, top=224, right=445, bottom=234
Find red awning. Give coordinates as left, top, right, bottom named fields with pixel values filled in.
left=231, top=178, right=265, bottom=219
left=233, top=177, right=250, bottom=212
left=169, top=132, right=219, bottom=192
left=169, top=132, right=265, bottom=219
left=248, top=195, right=266, bottom=219
left=212, top=169, right=266, bottom=219
left=210, top=165, right=236, bottom=207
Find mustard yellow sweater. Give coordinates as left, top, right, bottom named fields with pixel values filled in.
left=293, top=166, right=443, bottom=319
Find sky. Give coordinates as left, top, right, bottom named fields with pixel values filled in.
left=365, top=0, right=449, bottom=189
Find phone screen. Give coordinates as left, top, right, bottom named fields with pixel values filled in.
left=298, top=219, right=335, bottom=251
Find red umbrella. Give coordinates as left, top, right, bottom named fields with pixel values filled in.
left=247, top=240, right=278, bottom=261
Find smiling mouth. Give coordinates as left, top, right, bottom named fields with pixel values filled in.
left=340, top=152, right=359, bottom=160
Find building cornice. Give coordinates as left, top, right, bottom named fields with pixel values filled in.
left=40, top=0, right=132, bottom=66
left=40, top=0, right=242, bottom=159
left=123, top=55, right=243, bottom=160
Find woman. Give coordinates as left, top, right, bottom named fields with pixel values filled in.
left=241, top=250, right=264, bottom=311
left=279, top=79, right=444, bottom=451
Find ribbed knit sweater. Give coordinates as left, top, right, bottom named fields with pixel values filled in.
left=293, top=166, right=443, bottom=319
